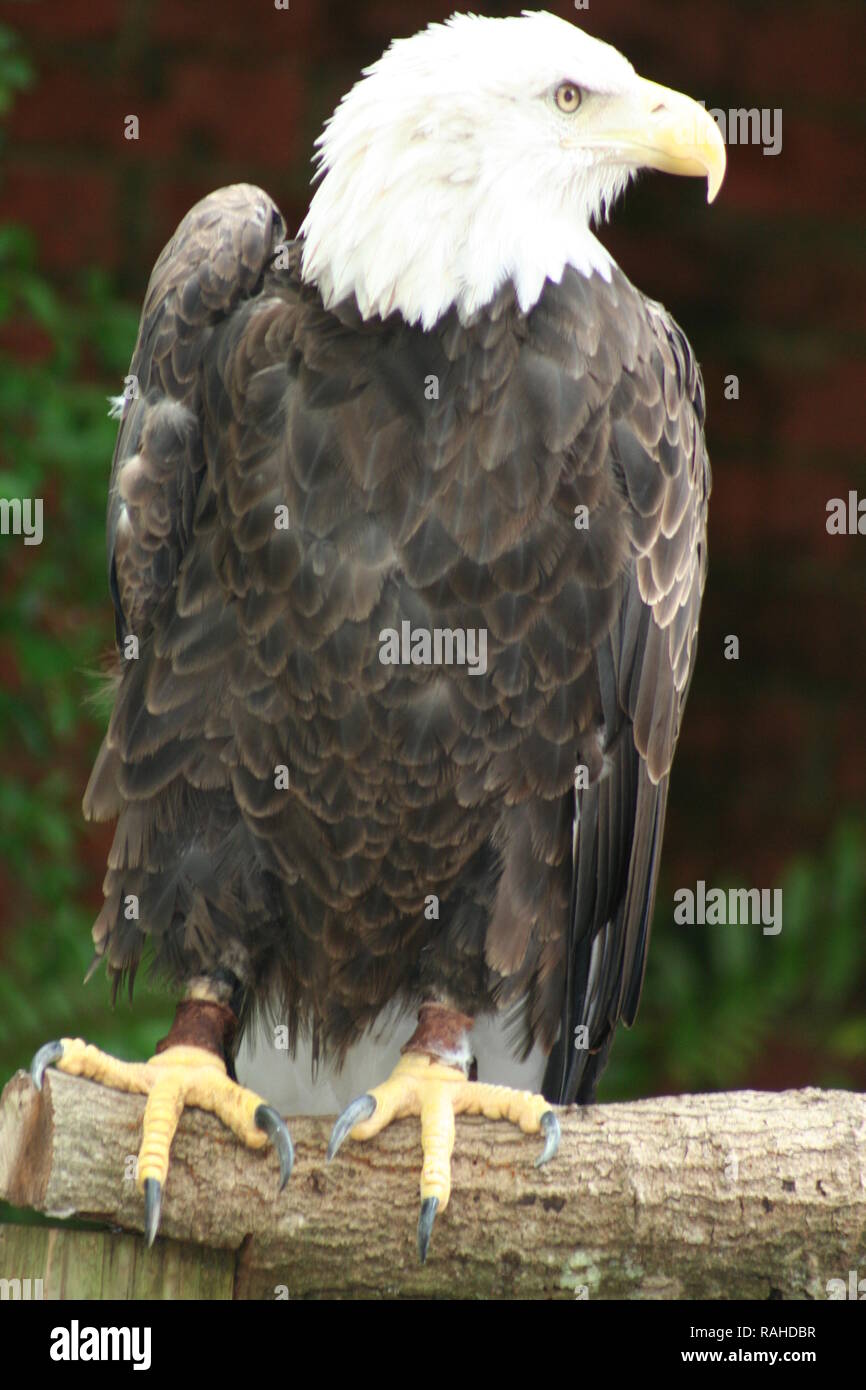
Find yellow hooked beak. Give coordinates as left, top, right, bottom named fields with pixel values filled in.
left=574, top=75, right=727, bottom=203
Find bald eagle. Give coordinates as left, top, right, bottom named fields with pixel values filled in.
left=33, top=10, right=724, bottom=1260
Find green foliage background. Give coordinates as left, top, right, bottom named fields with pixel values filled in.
left=0, top=30, right=173, bottom=1106
left=0, top=27, right=864, bottom=1129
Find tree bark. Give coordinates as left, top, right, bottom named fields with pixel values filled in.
left=1, top=1067, right=863, bottom=1298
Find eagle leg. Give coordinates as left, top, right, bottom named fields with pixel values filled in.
left=327, top=1003, right=560, bottom=1262
left=30, top=995, right=293, bottom=1245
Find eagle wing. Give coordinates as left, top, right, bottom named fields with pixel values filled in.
left=104, top=184, right=286, bottom=648
left=83, top=185, right=288, bottom=982
left=546, top=294, right=710, bottom=1104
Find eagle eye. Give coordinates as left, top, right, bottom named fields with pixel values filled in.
left=555, top=82, right=582, bottom=113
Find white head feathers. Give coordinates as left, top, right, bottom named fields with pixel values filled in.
left=299, top=11, right=644, bottom=328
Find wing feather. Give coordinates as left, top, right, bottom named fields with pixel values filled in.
left=83, top=185, right=288, bottom=994
left=545, top=294, right=710, bottom=1104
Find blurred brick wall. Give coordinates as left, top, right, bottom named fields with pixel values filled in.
left=1, top=0, right=865, bottom=889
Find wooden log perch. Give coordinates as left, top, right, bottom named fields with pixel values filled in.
left=1, top=1067, right=864, bottom=1298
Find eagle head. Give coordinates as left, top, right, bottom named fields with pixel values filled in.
left=300, top=10, right=725, bottom=328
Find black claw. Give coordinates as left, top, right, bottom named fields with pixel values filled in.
left=327, top=1093, right=376, bottom=1162
left=144, top=1178, right=162, bottom=1247
left=417, top=1196, right=439, bottom=1263
left=254, top=1104, right=294, bottom=1190
left=536, top=1109, right=560, bottom=1167
left=30, top=1041, right=64, bottom=1091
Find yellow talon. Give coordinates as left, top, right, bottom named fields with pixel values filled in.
left=33, top=1036, right=291, bottom=1239
left=330, top=1050, right=560, bottom=1254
